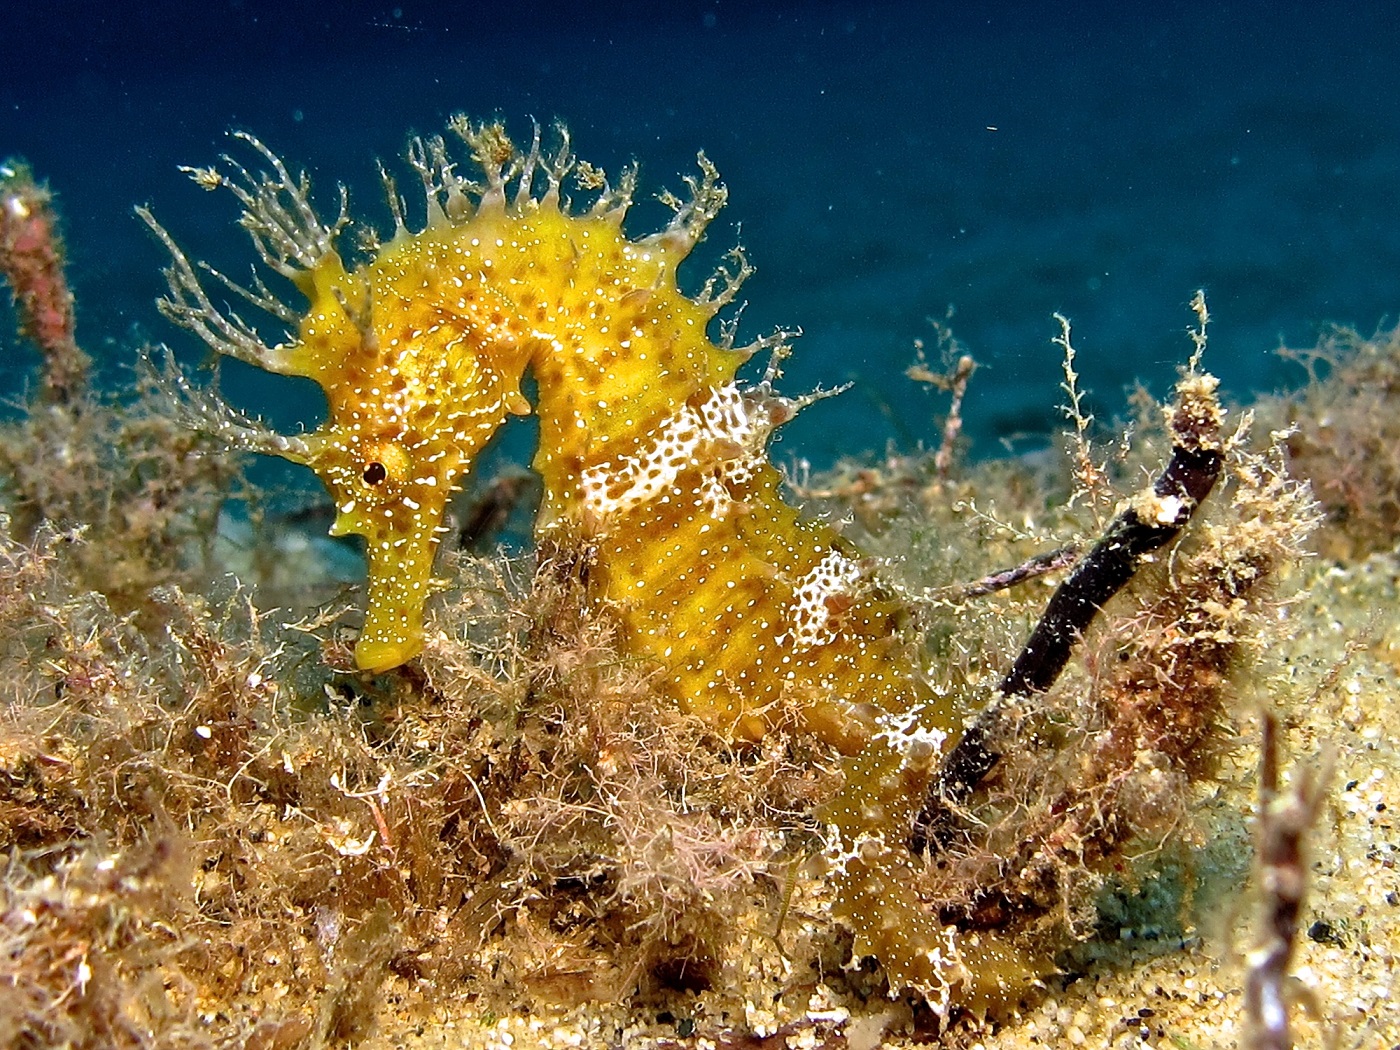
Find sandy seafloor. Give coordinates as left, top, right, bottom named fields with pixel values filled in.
left=4, top=1, right=1400, bottom=1046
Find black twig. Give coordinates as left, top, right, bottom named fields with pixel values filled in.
left=956, top=544, right=1080, bottom=600
left=909, top=368, right=1223, bottom=855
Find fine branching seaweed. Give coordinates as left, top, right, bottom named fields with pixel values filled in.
left=0, top=135, right=1375, bottom=1050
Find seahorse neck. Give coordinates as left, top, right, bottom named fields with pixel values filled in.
left=456, top=210, right=739, bottom=530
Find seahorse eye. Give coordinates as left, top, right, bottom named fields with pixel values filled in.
left=362, top=461, right=388, bottom=485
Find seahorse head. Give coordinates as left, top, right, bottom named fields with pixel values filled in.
left=291, top=246, right=532, bottom=671
left=143, top=120, right=721, bottom=675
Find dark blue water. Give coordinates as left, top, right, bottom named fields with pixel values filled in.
left=4, top=0, right=1399, bottom=467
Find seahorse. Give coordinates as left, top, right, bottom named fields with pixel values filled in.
left=140, top=119, right=1048, bottom=1014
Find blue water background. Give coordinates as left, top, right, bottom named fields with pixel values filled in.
left=3, top=0, right=1399, bottom=470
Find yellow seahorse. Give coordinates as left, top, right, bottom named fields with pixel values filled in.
left=141, top=119, right=1046, bottom=1013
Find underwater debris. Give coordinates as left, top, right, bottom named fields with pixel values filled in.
left=911, top=301, right=1225, bottom=856
left=919, top=407, right=1317, bottom=949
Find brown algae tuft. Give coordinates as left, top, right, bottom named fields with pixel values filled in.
left=0, top=127, right=1388, bottom=1049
